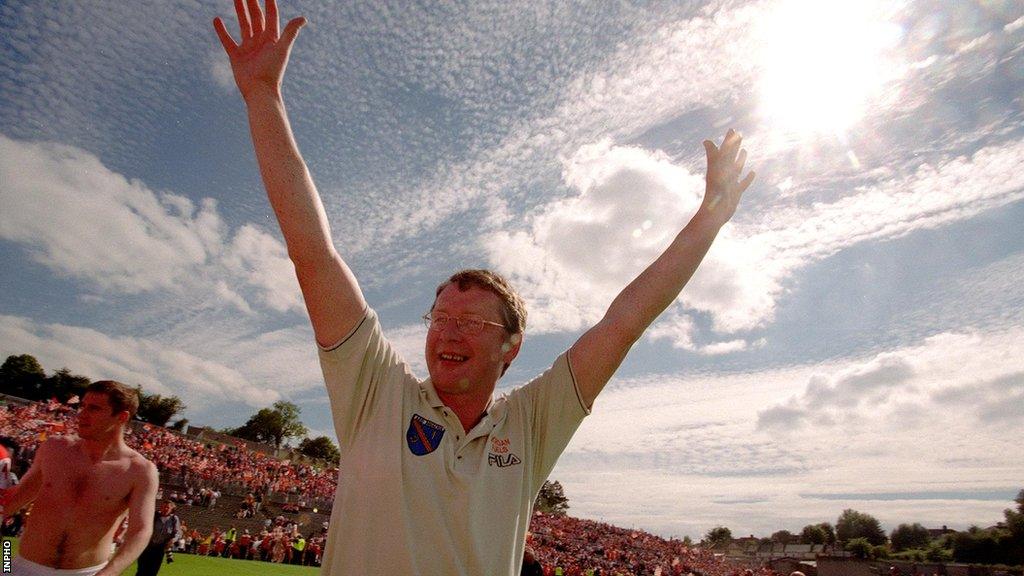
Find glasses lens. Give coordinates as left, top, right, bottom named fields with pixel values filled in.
left=426, top=313, right=449, bottom=331
left=458, top=317, right=484, bottom=335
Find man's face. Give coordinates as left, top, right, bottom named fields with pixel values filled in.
left=77, top=392, right=126, bottom=440
left=425, top=284, right=520, bottom=396
left=160, top=502, right=175, bottom=516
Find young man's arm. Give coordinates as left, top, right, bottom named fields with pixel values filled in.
left=0, top=443, right=45, bottom=515
left=215, top=0, right=366, bottom=347
left=570, top=130, right=756, bottom=407
left=95, top=460, right=159, bottom=576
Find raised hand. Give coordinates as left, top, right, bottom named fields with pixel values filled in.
left=700, top=129, right=756, bottom=227
left=213, top=0, right=306, bottom=101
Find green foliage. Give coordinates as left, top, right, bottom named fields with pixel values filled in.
left=951, top=526, right=1017, bottom=565
left=837, top=509, right=887, bottom=545
left=298, top=435, right=340, bottom=464
left=704, top=526, right=733, bottom=548
left=1005, top=489, right=1024, bottom=564
left=801, top=524, right=828, bottom=545
left=891, top=522, right=931, bottom=552
left=845, top=537, right=875, bottom=559
left=771, top=530, right=794, bottom=544
left=0, top=354, right=47, bottom=399
left=228, top=401, right=309, bottom=448
left=819, top=522, right=837, bottom=544
left=137, top=392, right=186, bottom=426
left=170, top=418, right=189, bottom=431
left=682, top=535, right=694, bottom=546
left=535, top=480, right=570, bottom=516
left=925, top=541, right=953, bottom=562
left=45, top=367, right=91, bottom=402
left=946, top=492, right=1024, bottom=566
left=0, top=354, right=193, bottom=427
left=892, top=549, right=926, bottom=561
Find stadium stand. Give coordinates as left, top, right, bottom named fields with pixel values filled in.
left=1, top=396, right=774, bottom=575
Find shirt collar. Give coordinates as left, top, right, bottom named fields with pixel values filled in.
left=420, top=379, right=507, bottom=423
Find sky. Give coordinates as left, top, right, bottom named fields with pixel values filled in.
left=1, top=0, right=1023, bottom=540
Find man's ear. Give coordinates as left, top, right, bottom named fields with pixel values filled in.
left=116, top=410, right=131, bottom=425
left=503, top=332, right=523, bottom=365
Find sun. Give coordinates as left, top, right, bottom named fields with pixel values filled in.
left=756, top=0, right=905, bottom=139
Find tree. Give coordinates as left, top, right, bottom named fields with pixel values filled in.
left=925, top=540, right=952, bottom=562
left=801, top=524, right=828, bottom=545
left=951, top=527, right=1011, bottom=565
left=170, top=418, right=189, bottom=432
left=818, top=522, right=837, bottom=545
left=228, top=401, right=308, bottom=448
left=1004, top=489, right=1024, bottom=564
left=298, top=436, right=340, bottom=464
left=682, top=536, right=694, bottom=547
left=45, top=368, right=91, bottom=402
left=137, top=392, right=186, bottom=427
left=845, top=537, right=874, bottom=559
left=704, top=526, right=732, bottom=548
left=890, top=523, right=931, bottom=552
left=0, top=354, right=47, bottom=399
left=949, top=490, right=1024, bottom=566
left=535, top=480, right=569, bottom=515
left=837, top=509, right=887, bottom=545
left=771, top=530, right=794, bottom=545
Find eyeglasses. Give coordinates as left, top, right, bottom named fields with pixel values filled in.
left=422, top=312, right=506, bottom=335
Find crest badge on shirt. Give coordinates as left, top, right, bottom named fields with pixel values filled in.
left=407, top=413, right=445, bottom=456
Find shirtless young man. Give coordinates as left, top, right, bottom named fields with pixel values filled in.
left=0, top=380, right=159, bottom=576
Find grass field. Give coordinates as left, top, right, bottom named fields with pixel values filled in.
left=3, top=538, right=318, bottom=576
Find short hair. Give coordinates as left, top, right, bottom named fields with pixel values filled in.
left=85, top=380, right=139, bottom=419
left=434, top=269, right=527, bottom=334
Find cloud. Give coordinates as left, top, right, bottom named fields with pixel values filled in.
left=222, top=224, right=304, bottom=313
left=328, top=1, right=767, bottom=254
left=0, top=314, right=281, bottom=411
left=753, top=354, right=918, bottom=431
left=481, top=134, right=1024, bottom=346
left=0, top=136, right=206, bottom=293
left=381, top=323, right=428, bottom=379
left=208, top=48, right=235, bottom=93
left=932, top=371, right=1024, bottom=426
left=757, top=329, right=1024, bottom=432
left=484, top=139, right=706, bottom=334
left=698, top=339, right=753, bottom=355
left=551, top=325, right=1024, bottom=538
left=0, top=135, right=303, bottom=315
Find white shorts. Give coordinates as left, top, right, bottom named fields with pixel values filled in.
left=11, top=556, right=107, bottom=576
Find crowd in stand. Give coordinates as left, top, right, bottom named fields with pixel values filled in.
left=171, top=518, right=328, bottom=566
left=0, top=399, right=336, bottom=505
left=527, top=512, right=777, bottom=576
left=0, top=398, right=777, bottom=576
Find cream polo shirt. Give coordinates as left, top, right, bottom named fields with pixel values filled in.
left=317, top=308, right=590, bottom=575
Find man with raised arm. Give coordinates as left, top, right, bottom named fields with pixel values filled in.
left=0, top=381, right=159, bottom=576
left=214, top=1, right=755, bottom=573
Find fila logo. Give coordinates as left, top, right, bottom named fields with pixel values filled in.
left=487, top=452, right=522, bottom=468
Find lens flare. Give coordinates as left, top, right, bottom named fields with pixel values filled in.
left=757, top=0, right=905, bottom=140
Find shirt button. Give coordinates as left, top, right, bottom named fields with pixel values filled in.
left=457, top=456, right=462, bottom=460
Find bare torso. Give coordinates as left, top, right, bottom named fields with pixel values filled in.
left=19, top=436, right=150, bottom=569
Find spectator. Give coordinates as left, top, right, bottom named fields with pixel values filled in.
left=135, top=501, right=181, bottom=576
left=522, top=547, right=544, bottom=576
